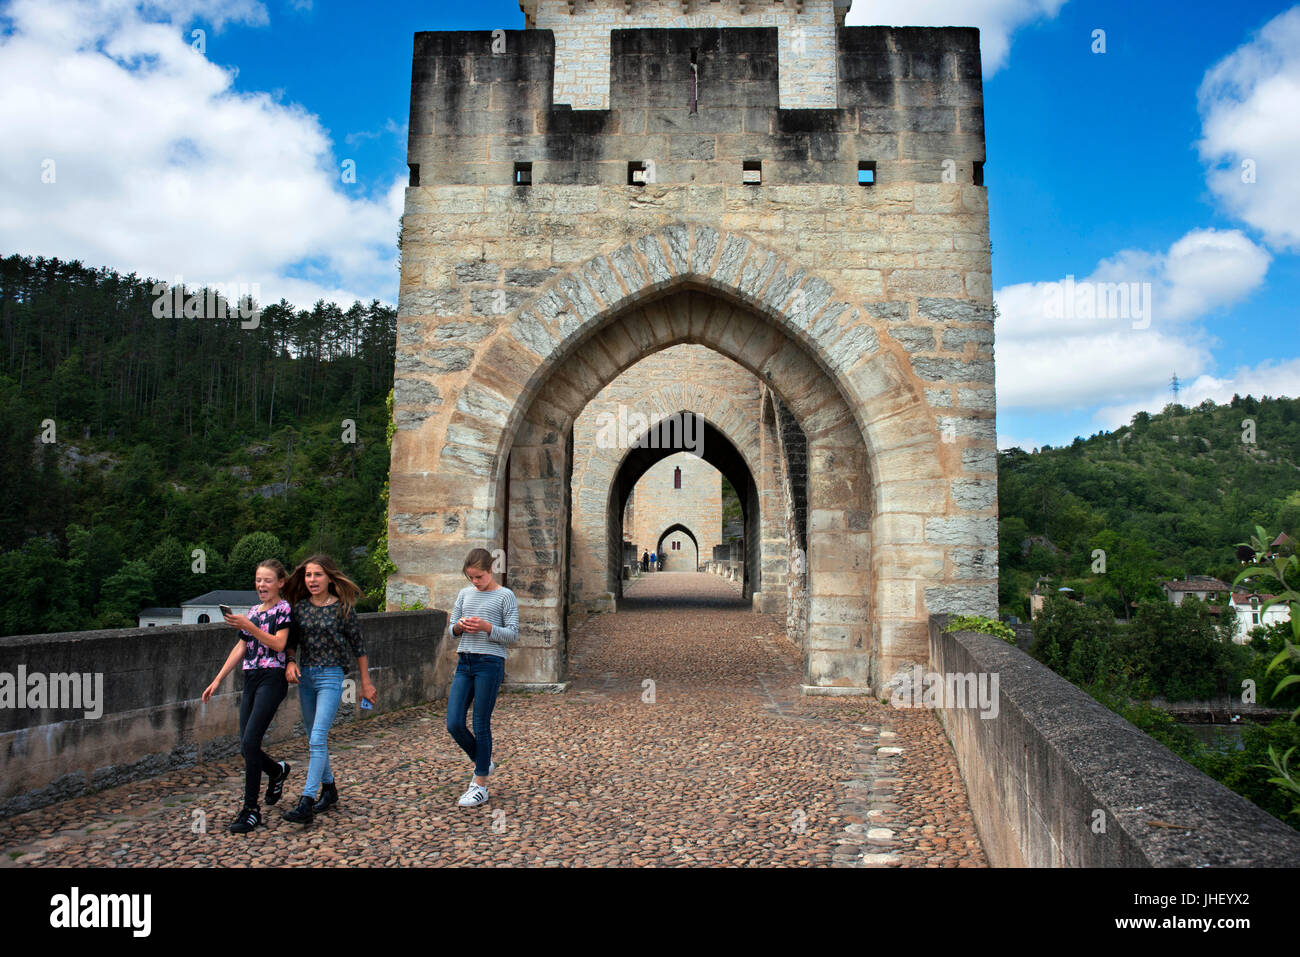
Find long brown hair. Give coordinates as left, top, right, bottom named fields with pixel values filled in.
left=284, top=554, right=362, bottom=611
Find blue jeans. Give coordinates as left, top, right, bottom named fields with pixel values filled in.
left=446, top=652, right=505, bottom=777
left=298, top=666, right=344, bottom=797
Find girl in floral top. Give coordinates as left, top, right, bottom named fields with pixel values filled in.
left=280, top=554, right=376, bottom=826
left=201, top=559, right=294, bottom=834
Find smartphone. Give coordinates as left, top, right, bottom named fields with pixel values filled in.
left=219, top=604, right=234, bottom=616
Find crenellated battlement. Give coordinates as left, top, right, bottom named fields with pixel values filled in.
left=407, top=25, right=984, bottom=187
left=520, top=0, right=852, bottom=108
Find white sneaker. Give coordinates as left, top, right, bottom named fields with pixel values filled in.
left=457, top=783, right=489, bottom=807
left=469, top=760, right=496, bottom=784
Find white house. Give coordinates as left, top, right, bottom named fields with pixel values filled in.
left=181, top=590, right=261, bottom=624
left=139, top=591, right=262, bottom=627
left=1161, top=576, right=1232, bottom=606
left=1230, top=591, right=1292, bottom=644
left=137, top=607, right=182, bottom=628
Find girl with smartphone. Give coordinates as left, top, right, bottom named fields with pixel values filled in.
left=201, top=559, right=294, bottom=834
left=446, top=548, right=519, bottom=807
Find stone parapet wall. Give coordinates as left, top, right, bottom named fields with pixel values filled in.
left=0, top=611, right=446, bottom=819
left=929, top=616, right=1300, bottom=866
left=704, top=559, right=745, bottom=582
left=407, top=25, right=985, bottom=189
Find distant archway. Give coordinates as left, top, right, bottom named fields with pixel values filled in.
left=606, top=413, right=759, bottom=600
left=656, top=523, right=700, bottom=571
left=567, top=373, right=784, bottom=613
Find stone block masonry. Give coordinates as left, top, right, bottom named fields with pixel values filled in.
left=391, top=11, right=997, bottom=695
left=406, top=20, right=985, bottom=188
left=522, top=0, right=852, bottom=111
left=931, top=617, right=1300, bottom=866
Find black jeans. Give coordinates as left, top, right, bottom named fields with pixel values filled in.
left=239, top=668, right=288, bottom=808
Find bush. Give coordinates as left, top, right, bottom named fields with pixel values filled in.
left=945, top=614, right=1016, bottom=644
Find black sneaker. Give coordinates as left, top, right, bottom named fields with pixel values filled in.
left=281, top=795, right=314, bottom=825
left=313, top=780, right=338, bottom=814
left=228, top=806, right=262, bottom=834
left=265, top=761, right=291, bottom=806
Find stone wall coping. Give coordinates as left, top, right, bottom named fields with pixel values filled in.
left=930, top=614, right=1300, bottom=866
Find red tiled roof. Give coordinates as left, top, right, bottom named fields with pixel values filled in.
left=1162, top=578, right=1230, bottom=592
left=1230, top=592, right=1278, bottom=605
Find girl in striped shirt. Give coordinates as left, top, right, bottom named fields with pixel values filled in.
left=446, top=548, right=518, bottom=807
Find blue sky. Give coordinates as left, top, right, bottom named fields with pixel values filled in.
left=1, top=0, right=1296, bottom=451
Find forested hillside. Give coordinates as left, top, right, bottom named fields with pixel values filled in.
left=3, top=253, right=1297, bottom=637
left=998, top=396, right=1300, bottom=619
left=0, top=255, right=396, bottom=634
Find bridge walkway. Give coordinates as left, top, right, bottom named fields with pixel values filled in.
left=0, top=572, right=985, bottom=868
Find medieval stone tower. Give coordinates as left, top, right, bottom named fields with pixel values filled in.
left=387, top=0, right=998, bottom=695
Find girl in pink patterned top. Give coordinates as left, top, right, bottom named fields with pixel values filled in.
left=201, top=559, right=294, bottom=834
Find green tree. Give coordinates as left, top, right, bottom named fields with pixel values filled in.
left=0, top=537, right=83, bottom=635
left=1031, top=594, right=1114, bottom=676
left=1093, top=529, right=1159, bottom=621
left=66, top=523, right=124, bottom=613
left=1276, top=491, right=1300, bottom=540
left=226, top=532, right=288, bottom=589
left=185, top=542, right=227, bottom=599
left=146, top=536, right=191, bottom=607
left=998, top=515, right=1028, bottom=567
left=95, top=559, right=156, bottom=628
left=1118, top=598, right=1236, bottom=701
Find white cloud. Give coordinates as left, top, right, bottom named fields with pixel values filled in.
left=0, top=0, right=403, bottom=308
left=845, top=0, right=1068, bottom=74
left=995, top=228, right=1270, bottom=410
left=1093, top=358, right=1300, bottom=431
left=996, top=326, right=1210, bottom=411
left=1198, top=6, right=1300, bottom=250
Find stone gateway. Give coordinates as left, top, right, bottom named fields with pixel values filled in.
left=387, top=0, right=997, bottom=696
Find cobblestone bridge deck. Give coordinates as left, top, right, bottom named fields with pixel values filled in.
left=0, top=573, right=985, bottom=868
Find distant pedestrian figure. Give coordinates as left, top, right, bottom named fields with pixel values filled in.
left=641, top=550, right=649, bottom=572
left=650, top=551, right=657, bottom=571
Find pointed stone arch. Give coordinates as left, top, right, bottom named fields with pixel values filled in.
left=435, top=225, right=945, bottom=492
left=569, top=375, right=782, bottom=613
left=389, top=223, right=998, bottom=694
left=656, top=523, right=700, bottom=571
